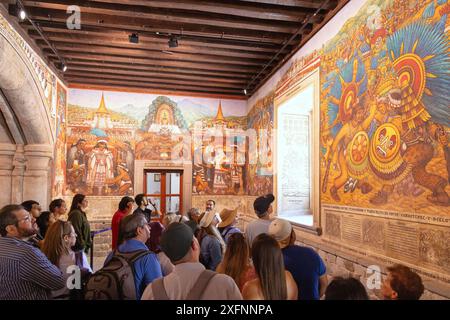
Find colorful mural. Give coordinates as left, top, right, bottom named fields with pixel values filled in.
left=319, top=0, right=450, bottom=214
left=247, top=93, right=275, bottom=196
left=191, top=101, right=247, bottom=195
left=65, top=89, right=247, bottom=196
left=52, top=82, right=67, bottom=197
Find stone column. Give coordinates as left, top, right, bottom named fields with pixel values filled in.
left=11, top=144, right=25, bottom=204
left=0, top=143, right=17, bottom=207
left=23, top=144, right=53, bottom=208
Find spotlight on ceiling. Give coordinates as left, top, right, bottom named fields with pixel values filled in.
left=8, top=3, right=26, bottom=21
left=129, top=33, right=139, bottom=44
left=62, top=64, right=68, bottom=72
left=243, top=89, right=247, bottom=95
left=168, top=36, right=178, bottom=48
left=19, top=8, right=26, bottom=20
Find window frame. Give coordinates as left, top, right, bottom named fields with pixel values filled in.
left=274, top=69, right=321, bottom=234
left=143, top=169, right=184, bottom=220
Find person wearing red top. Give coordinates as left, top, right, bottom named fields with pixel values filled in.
left=111, top=196, right=134, bottom=250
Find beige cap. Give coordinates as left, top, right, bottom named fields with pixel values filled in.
left=268, top=218, right=292, bottom=241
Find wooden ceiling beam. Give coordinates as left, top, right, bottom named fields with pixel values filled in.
left=23, top=25, right=292, bottom=53
left=46, top=52, right=260, bottom=73
left=38, top=41, right=265, bottom=68
left=65, top=76, right=244, bottom=94
left=238, top=0, right=337, bottom=10
left=29, top=32, right=274, bottom=60
left=22, top=23, right=293, bottom=50
left=25, top=8, right=295, bottom=44
left=91, top=0, right=318, bottom=22
left=35, top=39, right=272, bottom=65
left=64, top=70, right=246, bottom=89
left=65, top=65, right=248, bottom=85
left=22, top=1, right=309, bottom=34
left=68, top=82, right=245, bottom=99
left=56, top=58, right=254, bottom=79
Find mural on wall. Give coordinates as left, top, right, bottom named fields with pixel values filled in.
left=66, top=92, right=136, bottom=196
left=191, top=101, right=247, bottom=195
left=52, top=82, right=67, bottom=197
left=319, top=0, right=450, bottom=214
left=247, top=93, right=274, bottom=196
left=136, top=96, right=189, bottom=161
left=65, top=89, right=246, bottom=196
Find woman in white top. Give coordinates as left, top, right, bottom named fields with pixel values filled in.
left=41, top=220, right=92, bottom=299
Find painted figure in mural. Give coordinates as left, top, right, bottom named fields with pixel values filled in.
left=67, top=138, right=87, bottom=192
left=86, top=140, right=114, bottom=195
left=320, top=0, right=450, bottom=210
left=230, top=146, right=246, bottom=195
left=368, top=79, right=449, bottom=206
left=107, top=163, right=132, bottom=195
left=366, top=18, right=450, bottom=207
left=123, top=141, right=134, bottom=178
left=323, top=60, right=375, bottom=202
left=204, top=137, right=216, bottom=190
left=67, top=138, right=87, bottom=169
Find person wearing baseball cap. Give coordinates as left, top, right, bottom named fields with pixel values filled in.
left=141, top=222, right=242, bottom=300
left=245, top=194, right=275, bottom=249
left=268, top=218, right=328, bottom=300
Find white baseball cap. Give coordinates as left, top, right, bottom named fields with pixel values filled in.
left=268, top=218, right=293, bottom=241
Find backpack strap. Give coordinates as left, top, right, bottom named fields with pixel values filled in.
left=151, top=278, right=170, bottom=300
left=221, top=226, right=233, bottom=239
left=186, top=270, right=216, bottom=300
left=113, top=249, right=151, bottom=281
left=115, top=249, right=150, bottom=264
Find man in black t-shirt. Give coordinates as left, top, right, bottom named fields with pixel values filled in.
left=133, top=194, right=160, bottom=222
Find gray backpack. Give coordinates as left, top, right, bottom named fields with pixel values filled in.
left=84, top=249, right=149, bottom=300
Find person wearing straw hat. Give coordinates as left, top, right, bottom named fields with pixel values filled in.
left=217, top=207, right=241, bottom=245
left=268, top=218, right=327, bottom=300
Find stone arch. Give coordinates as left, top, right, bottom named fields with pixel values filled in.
left=0, top=26, right=55, bottom=207
left=0, top=32, right=54, bottom=145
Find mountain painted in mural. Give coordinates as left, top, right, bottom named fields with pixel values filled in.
left=63, top=90, right=248, bottom=197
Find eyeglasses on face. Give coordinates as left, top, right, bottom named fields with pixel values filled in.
left=17, top=214, right=32, bottom=223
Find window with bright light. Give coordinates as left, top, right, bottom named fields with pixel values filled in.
left=276, top=70, right=319, bottom=227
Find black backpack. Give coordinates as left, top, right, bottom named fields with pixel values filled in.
left=84, top=249, right=149, bottom=300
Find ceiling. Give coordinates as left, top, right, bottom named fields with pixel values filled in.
left=6, top=0, right=347, bottom=98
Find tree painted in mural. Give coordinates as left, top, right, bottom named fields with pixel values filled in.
left=320, top=0, right=450, bottom=214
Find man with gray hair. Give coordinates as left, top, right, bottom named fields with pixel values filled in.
left=103, top=213, right=162, bottom=300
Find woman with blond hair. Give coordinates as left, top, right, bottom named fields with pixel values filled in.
left=216, top=233, right=256, bottom=291
left=42, top=220, right=92, bottom=299
left=198, top=210, right=226, bottom=271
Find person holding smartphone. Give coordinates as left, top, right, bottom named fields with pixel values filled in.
left=134, top=194, right=160, bottom=222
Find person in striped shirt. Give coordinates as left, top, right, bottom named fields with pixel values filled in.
left=0, top=204, right=65, bottom=300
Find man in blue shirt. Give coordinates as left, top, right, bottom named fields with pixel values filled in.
left=269, top=218, right=328, bottom=300
left=0, top=204, right=65, bottom=299
left=104, top=213, right=162, bottom=300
